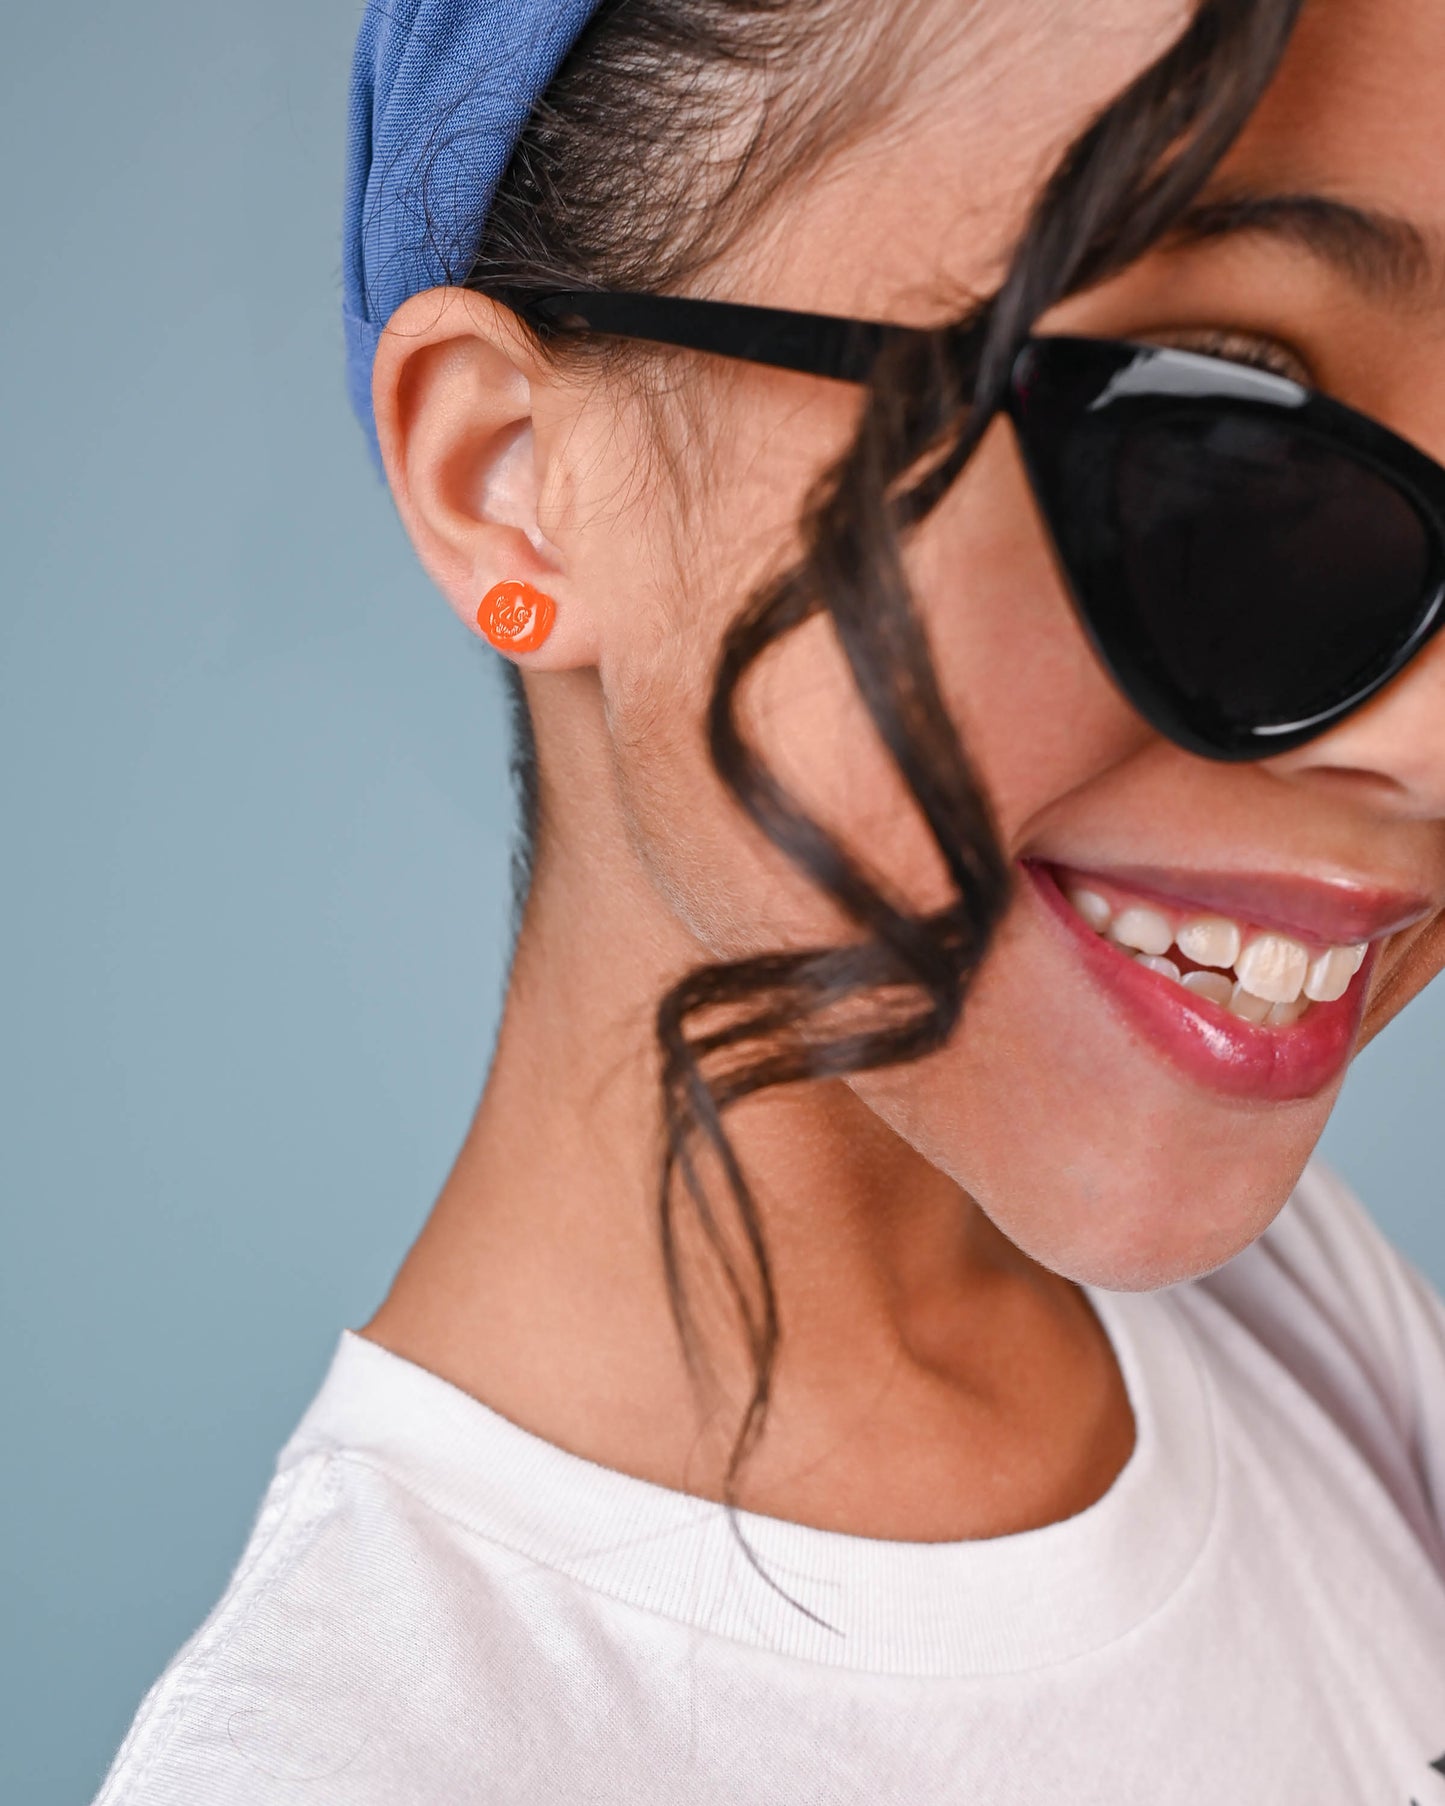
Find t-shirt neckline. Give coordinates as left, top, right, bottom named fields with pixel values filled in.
left=282, top=1287, right=1216, bottom=1678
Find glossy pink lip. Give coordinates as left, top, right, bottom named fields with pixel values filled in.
left=1024, top=861, right=1378, bottom=1102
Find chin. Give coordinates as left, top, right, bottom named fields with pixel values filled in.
left=855, top=1048, right=1336, bottom=1293
left=983, top=1153, right=1304, bottom=1292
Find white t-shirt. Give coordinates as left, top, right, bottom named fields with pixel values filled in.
left=94, top=1162, right=1445, bottom=1805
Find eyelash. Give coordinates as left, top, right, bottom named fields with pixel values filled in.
left=1140, top=326, right=1312, bottom=384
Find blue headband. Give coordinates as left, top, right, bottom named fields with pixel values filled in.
left=343, top=0, right=607, bottom=469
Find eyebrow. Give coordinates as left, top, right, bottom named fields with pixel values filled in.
left=1162, top=190, right=1438, bottom=302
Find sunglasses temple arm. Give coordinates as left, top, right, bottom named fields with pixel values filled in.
left=524, top=290, right=940, bottom=384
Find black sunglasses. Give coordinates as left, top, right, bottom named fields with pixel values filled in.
left=524, top=290, right=1445, bottom=764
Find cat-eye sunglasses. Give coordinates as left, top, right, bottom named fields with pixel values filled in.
left=523, top=289, right=1445, bottom=764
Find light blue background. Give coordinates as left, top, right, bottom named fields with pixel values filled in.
left=1, top=5, right=1441, bottom=1801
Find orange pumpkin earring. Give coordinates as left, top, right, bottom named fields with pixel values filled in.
left=477, top=579, right=556, bottom=655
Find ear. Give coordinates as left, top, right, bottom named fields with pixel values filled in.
left=371, top=286, right=599, bottom=670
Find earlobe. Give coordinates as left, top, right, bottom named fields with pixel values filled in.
left=369, top=286, right=598, bottom=670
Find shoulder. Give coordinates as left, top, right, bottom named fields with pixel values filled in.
left=1200, top=1157, right=1441, bottom=1390
left=91, top=1336, right=565, bottom=1806
left=1186, top=1157, right=1445, bottom=1546
left=93, top=1449, right=348, bottom=1804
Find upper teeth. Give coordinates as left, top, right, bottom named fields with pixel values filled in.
left=1067, top=887, right=1367, bottom=1018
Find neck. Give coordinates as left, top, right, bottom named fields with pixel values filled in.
left=363, top=799, right=1132, bottom=1541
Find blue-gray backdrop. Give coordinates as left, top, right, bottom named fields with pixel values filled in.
left=2, top=5, right=1442, bottom=1802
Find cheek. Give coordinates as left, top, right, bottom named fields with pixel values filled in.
left=603, top=416, right=1145, bottom=961
left=909, top=419, right=1146, bottom=844
left=610, top=606, right=952, bottom=962
left=598, top=399, right=952, bottom=957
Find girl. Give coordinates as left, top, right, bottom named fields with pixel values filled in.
left=97, top=0, right=1445, bottom=1799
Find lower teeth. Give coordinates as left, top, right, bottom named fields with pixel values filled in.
left=1131, top=950, right=1308, bottom=1024
left=1181, top=969, right=1233, bottom=1007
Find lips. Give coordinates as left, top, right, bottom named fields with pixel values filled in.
left=1023, top=860, right=1389, bottom=1101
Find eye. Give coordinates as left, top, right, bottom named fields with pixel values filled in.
left=1139, top=326, right=1313, bottom=385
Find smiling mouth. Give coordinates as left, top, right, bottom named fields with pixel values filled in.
left=1021, top=860, right=1401, bottom=1101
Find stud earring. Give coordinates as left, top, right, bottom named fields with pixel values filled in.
left=477, top=580, right=556, bottom=654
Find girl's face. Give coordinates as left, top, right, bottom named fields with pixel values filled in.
left=419, top=0, right=1445, bottom=1290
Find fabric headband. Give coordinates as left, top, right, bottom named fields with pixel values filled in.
left=343, top=0, right=608, bottom=470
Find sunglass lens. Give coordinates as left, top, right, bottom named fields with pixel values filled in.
left=1110, top=409, right=1435, bottom=746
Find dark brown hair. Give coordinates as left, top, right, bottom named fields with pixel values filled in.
left=463, top=0, right=1304, bottom=1600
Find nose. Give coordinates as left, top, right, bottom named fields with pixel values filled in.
left=1265, top=627, right=1445, bottom=817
